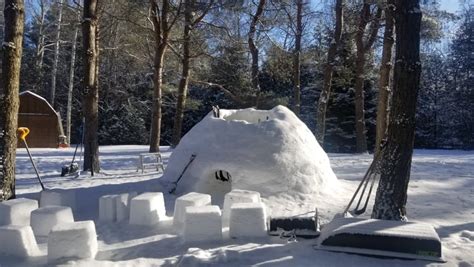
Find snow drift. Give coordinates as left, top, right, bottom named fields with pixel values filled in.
left=162, top=106, right=338, bottom=202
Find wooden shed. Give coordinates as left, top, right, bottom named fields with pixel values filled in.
left=18, top=91, right=65, bottom=148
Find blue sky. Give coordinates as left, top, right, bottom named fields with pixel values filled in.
left=439, top=0, right=460, bottom=13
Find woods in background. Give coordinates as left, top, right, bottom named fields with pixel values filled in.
left=0, top=0, right=472, bottom=155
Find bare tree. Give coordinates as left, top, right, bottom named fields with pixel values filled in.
left=353, top=1, right=382, bottom=153
left=33, top=0, right=48, bottom=77
left=1, top=0, right=25, bottom=200
left=316, top=0, right=343, bottom=144
left=247, top=0, right=266, bottom=108
left=171, top=0, right=213, bottom=147
left=149, top=0, right=180, bottom=152
left=292, top=0, right=302, bottom=115
left=82, top=0, right=100, bottom=172
left=372, top=0, right=422, bottom=221
left=66, top=21, right=79, bottom=145
left=50, top=0, right=64, bottom=107
left=375, top=0, right=395, bottom=155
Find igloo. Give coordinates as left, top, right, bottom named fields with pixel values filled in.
left=162, top=106, right=337, bottom=202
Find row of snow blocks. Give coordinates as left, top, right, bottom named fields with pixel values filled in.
left=129, top=192, right=166, bottom=225
left=183, top=206, right=222, bottom=243
left=47, top=220, right=98, bottom=263
left=30, top=206, right=74, bottom=236
left=99, top=192, right=137, bottom=222
left=0, top=225, right=40, bottom=258
left=222, top=190, right=261, bottom=228
left=0, top=198, right=38, bottom=226
left=229, top=202, right=267, bottom=238
left=40, top=190, right=76, bottom=210
left=173, top=192, right=211, bottom=230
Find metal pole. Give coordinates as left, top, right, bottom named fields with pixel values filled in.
left=22, top=140, right=45, bottom=190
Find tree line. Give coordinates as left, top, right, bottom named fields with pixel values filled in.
left=1, top=0, right=473, bottom=213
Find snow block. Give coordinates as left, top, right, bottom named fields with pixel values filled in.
left=116, top=192, right=137, bottom=222
left=99, top=195, right=117, bottom=222
left=40, top=190, right=76, bottom=210
left=47, top=220, right=98, bottom=263
left=0, top=225, right=40, bottom=258
left=183, top=205, right=222, bottom=243
left=30, top=206, right=74, bottom=236
left=0, top=198, right=38, bottom=226
left=129, top=192, right=166, bottom=225
left=229, top=202, right=267, bottom=238
left=222, top=190, right=261, bottom=228
left=174, top=192, right=211, bottom=229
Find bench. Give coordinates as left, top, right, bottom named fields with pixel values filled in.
left=137, top=152, right=165, bottom=173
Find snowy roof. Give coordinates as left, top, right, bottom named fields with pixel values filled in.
left=19, top=90, right=57, bottom=113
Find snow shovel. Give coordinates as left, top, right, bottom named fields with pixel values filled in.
left=18, top=127, right=45, bottom=191
left=169, top=154, right=197, bottom=194
left=268, top=208, right=320, bottom=239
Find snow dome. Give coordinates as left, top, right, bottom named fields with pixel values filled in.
left=162, top=105, right=338, bottom=202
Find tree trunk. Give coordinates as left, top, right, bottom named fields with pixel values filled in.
left=50, top=0, right=64, bottom=107
left=82, top=0, right=100, bottom=173
left=375, top=0, right=395, bottom=155
left=149, top=44, right=166, bottom=152
left=34, top=0, right=46, bottom=80
left=316, top=0, right=343, bottom=144
left=354, top=49, right=368, bottom=153
left=1, top=0, right=24, bottom=200
left=248, top=0, right=265, bottom=108
left=171, top=0, right=193, bottom=147
left=66, top=25, right=78, bottom=145
left=372, top=0, right=422, bottom=221
left=353, top=2, right=381, bottom=153
left=293, top=0, right=302, bottom=115
left=149, top=0, right=173, bottom=153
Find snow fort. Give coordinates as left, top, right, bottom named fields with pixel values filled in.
left=162, top=105, right=338, bottom=202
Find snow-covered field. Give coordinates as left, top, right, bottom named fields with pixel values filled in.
left=1, top=145, right=473, bottom=266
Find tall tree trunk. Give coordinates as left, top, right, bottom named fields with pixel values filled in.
left=293, top=0, right=302, bottom=115
left=353, top=2, right=381, bottom=153
left=316, top=0, right=343, bottom=144
left=375, top=0, right=395, bottom=155
left=248, top=0, right=265, bottom=108
left=372, top=0, right=422, bottom=221
left=171, top=0, right=193, bottom=147
left=50, top=0, right=64, bottom=107
left=149, top=0, right=172, bottom=153
left=66, top=25, right=78, bottom=145
left=82, top=0, right=100, bottom=172
left=34, top=0, right=46, bottom=81
left=354, top=49, right=368, bottom=153
left=1, top=0, right=24, bottom=200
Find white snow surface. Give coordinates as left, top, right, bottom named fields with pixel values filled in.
left=0, top=198, right=38, bottom=226
left=0, top=145, right=472, bottom=266
left=47, top=220, right=98, bottom=263
left=229, top=202, right=268, bottom=238
left=161, top=106, right=338, bottom=203
left=0, top=225, right=40, bottom=258
left=183, top=205, right=222, bottom=243
left=174, top=192, right=211, bottom=229
left=30, top=206, right=74, bottom=236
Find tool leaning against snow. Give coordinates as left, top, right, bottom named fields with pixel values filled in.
left=18, top=127, right=46, bottom=191
left=314, top=140, right=445, bottom=262
left=169, top=154, right=197, bottom=194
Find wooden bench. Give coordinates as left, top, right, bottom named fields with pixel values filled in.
left=137, top=152, right=164, bottom=173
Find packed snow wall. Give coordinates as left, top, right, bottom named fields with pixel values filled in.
left=162, top=106, right=338, bottom=202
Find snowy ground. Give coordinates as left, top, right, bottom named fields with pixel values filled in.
left=1, top=146, right=473, bottom=266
